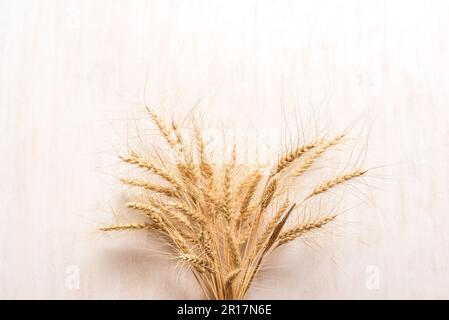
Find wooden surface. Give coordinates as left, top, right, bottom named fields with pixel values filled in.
left=1, top=0, right=449, bottom=299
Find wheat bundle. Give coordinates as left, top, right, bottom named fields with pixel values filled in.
left=101, top=107, right=368, bottom=299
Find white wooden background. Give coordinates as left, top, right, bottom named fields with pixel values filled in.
left=1, top=0, right=449, bottom=299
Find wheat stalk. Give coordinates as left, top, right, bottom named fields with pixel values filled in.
left=101, top=108, right=370, bottom=300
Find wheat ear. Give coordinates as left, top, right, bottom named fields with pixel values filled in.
left=294, top=133, right=345, bottom=177
left=277, top=215, right=336, bottom=246
left=120, top=178, right=177, bottom=197
left=260, top=179, right=277, bottom=210
left=226, top=226, right=242, bottom=268
left=179, top=254, right=215, bottom=274
left=194, top=124, right=214, bottom=180
left=146, top=197, right=193, bottom=231
left=99, top=223, right=153, bottom=232
left=222, top=165, right=232, bottom=221
left=146, top=107, right=178, bottom=148
left=273, top=141, right=320, bottom=176
left=125, top=202, right=166, bottom=229
left=120, top=152, right=179, bottom=187
left=236, top=171, right=261, bottom=225
left=225, top=268, right=242, bottom=288
left=306, top=169, right=367, bottom=199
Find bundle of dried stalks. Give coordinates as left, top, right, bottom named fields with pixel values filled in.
left=101, top=107, right=368, bottom=299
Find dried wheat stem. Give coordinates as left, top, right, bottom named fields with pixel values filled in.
left=255, top=202, right=289, bottom=251
left=262, top=203, right=296, bottom=252
left=241, top=204, right=296, bottom=298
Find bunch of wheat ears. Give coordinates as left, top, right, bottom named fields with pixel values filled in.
left=100, top=107, right=367, bottom=299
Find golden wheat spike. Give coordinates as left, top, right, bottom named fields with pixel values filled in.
left=225, top=268, right=241, bottom=289
left=179, top=253, right=215, bottom=274
left=226, top=226, right=242, bottom=268
left=306, top=169, right=367, bottom=200
left=120, top=178, right=177, bottom=197
left=293, top=134, right=345, bottom=177
left=99, top=223, right=153, bottom=232
left=147, top=197, right=193, bottom=231
left=222, top=165, right=232, bottom=221
left=277, top=215, right=336, bottom=246
left=146, top=107, right=178, bottom=148
left=237, top=171, right=261, bottom=223
left=125, top=202, right=166, bottom=229
left=120, top=152, right=179, bottom=187
left=260, top=179, right=277, bottom=210
left=273, top=141, right=320, bottom=176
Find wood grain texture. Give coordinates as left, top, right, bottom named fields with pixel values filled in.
left=1, top=0, right=449, bottom=299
